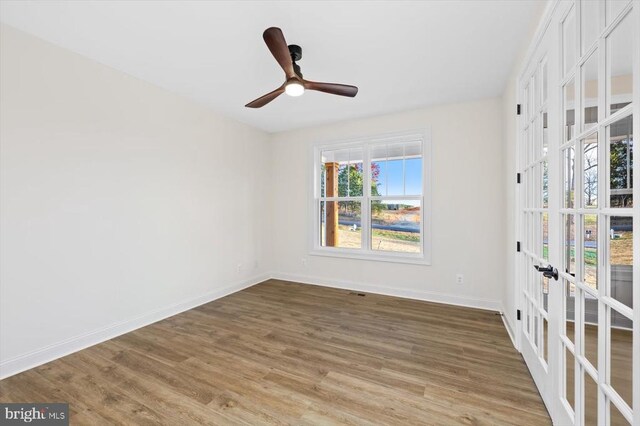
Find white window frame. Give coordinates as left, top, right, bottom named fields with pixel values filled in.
left=309, top=129, right=432, bottom=265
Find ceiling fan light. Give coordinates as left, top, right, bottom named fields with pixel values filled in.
left=285, top=81, right=304, bottom=97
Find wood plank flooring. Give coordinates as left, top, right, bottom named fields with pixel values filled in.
left=0, top=279, right=551, bottom=425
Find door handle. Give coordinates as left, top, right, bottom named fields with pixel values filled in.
left=534, top=264, right=559, bottom=281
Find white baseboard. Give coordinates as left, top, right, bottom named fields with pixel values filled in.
left=1, top=272, right=507, bottom=380
left=501, top=306, right=517, bottom=349
left=271, top=272, right=502, bottom=312
left=0, top=273, right=270, bottom=380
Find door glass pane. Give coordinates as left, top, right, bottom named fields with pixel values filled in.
left=543, top=212, right=549, bottom=260
left=607, top=11, right=633, bottom=116
left=542, top=317, right=548, bottom=363
left=583, top=297, right=598, bottom=368
left=584, top=134, right=599, bottom=208
left=320, top=201, right=361, bottom=249
left=542, top=60, right=548, bottom=104
left=609, top=307, right=632, bottom=411
left=582, top=0, right=600, bottom=53
left=584, top=372, right=598, bottom=426
left=566, top=279, right=576, bottom=344
left=610, top=401, right=630, bottom=426
left=533, top=311, right=539, bottom=347
left=607, top=0, right=630, bottom=25
left=526, top=300, right=532, bottom=335
left=564, top=147, right=576, bottom=208
left=564, top=7, right=577, bottom=75
left=582, top=52, right=599, bottom=131
left=566, top=346, right=576, bottom=411
left=371, top=200, right=421, bottom=253
left=565, top=79, right=576, bottom=141
left=543, top=276, right=549, bottom=312
left=543, top=111, right=549, bottom=155
left=610, top=216, right=633, bottom=309
left=609, top=115, right=634, bottom=208
left=525, top=84, right=530, bottom=121
left=565, top=214, right=576, bottom=275
left=543, top=161, right=549, bottom=208
left=584, top=214, right=598, bottom=289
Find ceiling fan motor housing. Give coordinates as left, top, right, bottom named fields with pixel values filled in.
left=289, top=44, right=303, bottom=78
left=288, top=44, right=302, bottom=62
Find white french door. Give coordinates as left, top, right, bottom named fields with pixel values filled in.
left=519, top=14, right=556, bottom=411
left=517, top=1, right=638, bottom=425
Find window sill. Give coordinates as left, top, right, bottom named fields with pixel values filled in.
left=309, top=249, right=431, bottom=265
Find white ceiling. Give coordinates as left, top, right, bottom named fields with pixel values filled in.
left=0, top=1, right=544, bottom=133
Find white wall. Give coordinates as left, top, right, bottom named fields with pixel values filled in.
left=0, top=24, right=270, bottom=377
left=269, top=98, right=506, bottom=310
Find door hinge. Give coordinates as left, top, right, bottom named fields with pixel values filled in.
left=517, top=309, right=521, bottom=321
left=517, top=241, right=521, bottom=252
left=517, top=173, right=521, bottom=184
left=516, top=104, right=522, bottom=115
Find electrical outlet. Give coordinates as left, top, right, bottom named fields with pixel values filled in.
left=456, top=274, right=464, bottom=284
left=237, top=263, right=243, bottom=273
left=301, top=257, right=307, bottom=267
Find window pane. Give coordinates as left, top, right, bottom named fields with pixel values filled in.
left=564, top=79, right=576, bottom=141
left=320, top=163, right=325, bottom=198
left=345, top=148, right=364, bottom=197
left=320, top=201, right=361, bottom=249
left=584, top=134, right=599, bottom=208
left=582, top=52, right=598, bottom=131
left=607, top=11, right=633, bottom=116
left=563, top=7, right=576, bottom=75
left=371, top=144, right=387, bottom=196
left=609, top=115, right=633, bottom=207
left=581, top=0, right=600, bottom=53
left=610, top=216, right=632, bottom=309
left=371, top=200, right=421, bottom=253
left=404, top=141, right=423, bottom=195
left=321, top=148, right=349, bottom=197
left=386, top=144, right=404, bottom=196
left=564, top=147, right=576, bottom=208
left=583, top=214, right=598, bottom=290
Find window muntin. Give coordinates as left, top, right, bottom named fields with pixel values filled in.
left=314, top=133, right=428, bottom=262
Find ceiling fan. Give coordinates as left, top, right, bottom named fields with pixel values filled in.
left=245, top=27, right=358, bottom=108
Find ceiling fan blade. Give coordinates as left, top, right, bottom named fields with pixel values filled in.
left=304, top=80, right=358, bottom=97
left=263, top=27, right=296, bottom=79
left=245, top=86, right=285, bottom=108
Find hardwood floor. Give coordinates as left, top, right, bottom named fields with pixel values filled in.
left=0, top=280, right=551, bottom=425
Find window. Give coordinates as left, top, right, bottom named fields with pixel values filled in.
left=311, top=131, right=430, bottom=264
